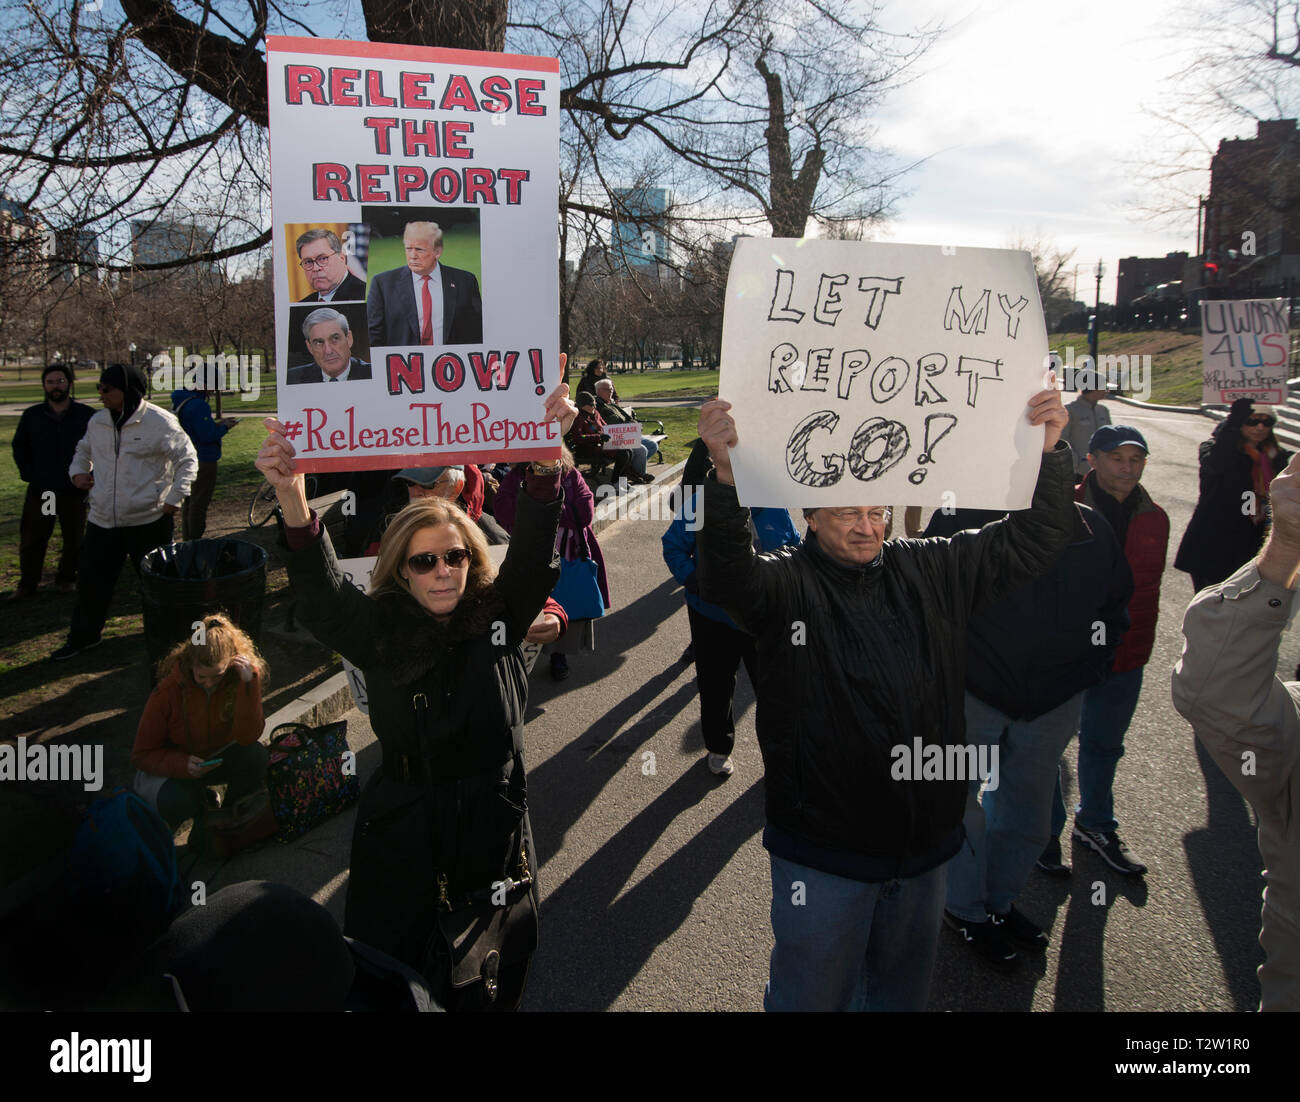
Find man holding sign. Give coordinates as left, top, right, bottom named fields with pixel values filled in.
left=695, top=386, right=1073, bottom=1012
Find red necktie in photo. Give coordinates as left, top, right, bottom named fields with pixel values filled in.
left=421, top=275, right=433, bottom=345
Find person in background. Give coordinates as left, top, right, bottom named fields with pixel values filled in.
left=593, top=379, right=659, bottom=477
left=11, top=363, right=94, bottom=598
left=54, top=363, right=197, bottom=661
left=578, top=358, right=618, bottom=403
left=1063, top=387, right=1111, bottom=482
left=131, top=613, right=268, bottom=855
left=1173, top=450, right=1300, bottom=1012
left=1042, top=425, right=1169, bottom=878
left=171, top=386, right=238, bottom=541
left=494, top=446, right=609, bottom=683
left=1176, top=398, right=1292, bottom=593
left=662, top=440, right=798, bottom=776
left=569, top=391, right=646, bottom=485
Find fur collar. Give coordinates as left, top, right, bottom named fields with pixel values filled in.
left=372, top=584, right=508, bottom=685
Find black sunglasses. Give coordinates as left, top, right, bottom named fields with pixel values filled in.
left=1247, top=416, right=1276, bottom=426
left=406, top=548, right=470, bottom=573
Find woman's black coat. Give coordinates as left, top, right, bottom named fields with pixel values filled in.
left=285, top=488, right=561, bottom=981
left=1175, top=412, right=1292, bottom=586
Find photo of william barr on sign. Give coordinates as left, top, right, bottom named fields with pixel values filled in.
left=367, top=220, right=483, bottom=347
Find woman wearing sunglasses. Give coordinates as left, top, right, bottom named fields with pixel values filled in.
left=1176, top=397, right=1294, bottom=592
left=255, top=378, right=577, bottom=1011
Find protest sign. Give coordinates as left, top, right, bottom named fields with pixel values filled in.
left=1199, top=299, right=1288, bottom=405
left=604, top=422, right=644, bottom=450
left=719, top=239, right=1049, bottom=509
left=267, top=37, right=561, bottom=472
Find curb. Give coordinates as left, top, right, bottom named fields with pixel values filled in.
left=266, top=461, right=691, bottom=730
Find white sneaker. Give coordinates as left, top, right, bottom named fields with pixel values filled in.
left=707, top=753, right=734, bottom=776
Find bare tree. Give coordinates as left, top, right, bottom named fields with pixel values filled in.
left=1008, top=234, right=1079, bottom=329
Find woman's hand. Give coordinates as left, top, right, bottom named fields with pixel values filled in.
left=256, top=417, right=311, bottom=526
left=525, top=612, right=563, bottom=644
left=185, top=754, right=219, bottom=779
left=228, top=655, right=255, bottom=683
left=542, top=353, right=579, bottom=437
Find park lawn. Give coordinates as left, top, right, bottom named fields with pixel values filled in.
left=1052, top=330, right=1209, bottom=406
left=595, top=368, right=719, bottom=401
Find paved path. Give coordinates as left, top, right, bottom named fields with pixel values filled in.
left=203, top=403, right=1280, bottom=1011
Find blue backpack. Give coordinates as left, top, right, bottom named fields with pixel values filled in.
left=66, top=788, right=182, bottom=929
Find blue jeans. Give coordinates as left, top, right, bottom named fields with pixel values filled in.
left=946, top=691, right=1084, bottom=921
left=765, top=852, right=947, bottom=1011
left=1051, top=666, right=1144, bottom=836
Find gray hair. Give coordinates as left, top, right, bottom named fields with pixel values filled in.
left=302, top=307, right=349, bottom=341
left=295, top=228, right=342, bottom=256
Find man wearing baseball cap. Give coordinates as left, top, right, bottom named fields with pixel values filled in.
left=1041, top=425, right=1170, bottom=877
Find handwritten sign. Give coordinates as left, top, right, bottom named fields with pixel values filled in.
left=267, top=37, right=561, bottom=472
left=1200, top=299, right=1288, bottom=405
left=603, top=422, right=644, bottom=450
left=719, top=239, right=1048, bottom=509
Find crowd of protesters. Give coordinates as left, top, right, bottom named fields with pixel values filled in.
left=8, top=354, right=1300, bottom=1015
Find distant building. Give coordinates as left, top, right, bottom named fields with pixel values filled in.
left=130, top=218, right=215, bottom=267
left=1197, top=118, right=1300, bottom=293
left=53, top=229, right=98, bottom=282
left=0, top=194, right=46, bottom=280
left=1116, top=252, right=1189, bottom=308
left=611, top=187, right=671, bottom=269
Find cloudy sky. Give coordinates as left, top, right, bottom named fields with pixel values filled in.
left=873, top=0, right=1267, bottom=301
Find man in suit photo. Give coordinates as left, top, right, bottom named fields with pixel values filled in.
left=367, top=220, right=483, bottom=347
left=286, top=309, right=372, bottom=385
left=296, top=229, right=367, bottom=302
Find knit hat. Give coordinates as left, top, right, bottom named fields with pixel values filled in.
left=576, top=390, right=595, bottom=408
left=99, top=361, right=147, bottom=398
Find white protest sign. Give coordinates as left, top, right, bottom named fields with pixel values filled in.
left=1200, top=299, right=1289, bottom=405
left=719, top=239, right=1048, bottom=509
left=337, top=545, right=510, bottom=712
left=267, top=37, right=561, bottom=473
left=604, top=422, right=643, bottom=450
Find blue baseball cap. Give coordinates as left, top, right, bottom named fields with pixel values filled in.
left=1088, top=425, right=1148, bottom=454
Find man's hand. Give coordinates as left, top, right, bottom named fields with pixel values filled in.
left=698, top=398, right=737, bottom=485
left=524, top=612, right=562, bottom=644
left=71, top=474, right=93, bottom=491
left=163, top=504, right=181, bottom=517
left=1027, top=380, right=1068, bottom=453
left=1258, top=452, right=1300, bottom=587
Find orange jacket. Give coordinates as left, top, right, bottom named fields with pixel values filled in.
left=131, top=664, right=265, bottom=778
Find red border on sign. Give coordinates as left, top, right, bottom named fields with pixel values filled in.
left=266, top=35, right=559, bottom=73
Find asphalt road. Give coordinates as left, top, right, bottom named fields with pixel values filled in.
left=340, top=403, right=1281, bottom=1012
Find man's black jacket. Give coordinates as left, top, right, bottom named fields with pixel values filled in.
left=697, top=443, right=1076, bottom=869
left=923, top=503, right=1133, bottom=720
left=11, top=400, right=95, bottom=493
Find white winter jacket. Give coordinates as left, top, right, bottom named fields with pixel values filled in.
left=69, top=401, right=198, bottom=528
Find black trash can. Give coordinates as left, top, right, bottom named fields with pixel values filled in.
left=139, top=539, right=268, bottom=670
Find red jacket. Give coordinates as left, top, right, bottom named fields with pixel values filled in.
left=1076, top=473, right=1169, bottom=672
left=131, top=665, right=265, bottom=778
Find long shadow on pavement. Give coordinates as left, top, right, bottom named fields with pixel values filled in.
left=522, top=771, right=763, bottom=1011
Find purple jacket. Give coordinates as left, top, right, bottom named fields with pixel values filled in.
left=494, top=465, right=611, bottom=610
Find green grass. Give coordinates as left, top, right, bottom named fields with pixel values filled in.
left=1050, top=330, right=1211, bottom=405
left=579, top=368, right=720, bottom=401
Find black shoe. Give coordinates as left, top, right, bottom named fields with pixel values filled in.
left=549, top=653, right=569, bottom=682
left=944, top=910, right=1019, bottom=972
left=989, top=904, right=1049, bottom=948
left=51, top=638, right=101, bottom=661
left=1072, top=823, right=1147, bottom=876
left=1036, top=836, right=1071, bottom=878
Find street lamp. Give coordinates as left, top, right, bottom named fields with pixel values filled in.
left=128, top=342, right=136, bottom=368
left=1090, top=260, right=1106, bottom=364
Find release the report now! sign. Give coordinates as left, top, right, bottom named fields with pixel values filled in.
left=266, top=37, right=561, bottom=472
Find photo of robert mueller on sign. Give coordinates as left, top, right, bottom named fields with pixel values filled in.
left=267, top=37, right=560, bottom=473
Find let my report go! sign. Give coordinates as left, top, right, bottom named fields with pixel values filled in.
left=719, top=239, right=1050, bottom=509
left=267, top=37, right=561, bottom=472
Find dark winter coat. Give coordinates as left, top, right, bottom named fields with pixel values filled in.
left=697, top=443, right=1075, bottom=869
left=11, top=399, right=94, bottom=493
left=1076, top=473, right=1169, bottom=672
left=923, top=503, right=1132, bottom=720
left=1175, top=406, right=1292, bottom=586
left=284, top=486, right=561, bottom=979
